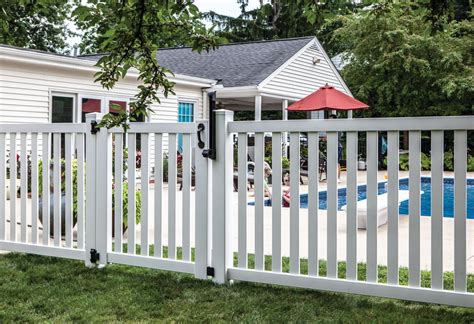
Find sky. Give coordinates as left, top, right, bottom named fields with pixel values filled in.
left=193, top=0, right=261, bottom=17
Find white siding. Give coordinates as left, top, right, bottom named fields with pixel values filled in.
left=0, top=59, right=204, bottom=163
left=261, top=43, right=349, bottom=99
left=0, top=60, right=204, bottom=124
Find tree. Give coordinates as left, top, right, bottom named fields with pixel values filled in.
left=72, top=0, right=219, bottom=129
left=0, top=0, right=72, bottom=53
left=203, top=0, right=360, bottom=43
left=330, top=3, right=473, bottom=118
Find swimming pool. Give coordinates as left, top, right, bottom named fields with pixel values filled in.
left=251, top=177, right=474, bottom=219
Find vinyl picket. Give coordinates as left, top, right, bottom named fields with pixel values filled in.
left=289, top=132, right=300, bottom=274
left=409, top=131, right=421, bottom=287
left=366, top=131, right=378, bottom=282
left=271, top=132, right=282, bottom=272
left=182, top=134, right=191, bottom=261
left=141, top=133, right=150, bottom=256
left=76, top=133, right=85, bottom=250
left=0, top=134, right=5, bottom=240
left=31, top=134, right=39, bottom=244
left=454, top=130, right=467, bottom=292
left=346, top=131, right=358, bottom=280
left=307, top=133, right=319, bottom=276
left=64, top=134, right=73, bottom=248
left=154, top=134, right=163, bottom=258
left=127, top=133, right=137, bottom=254
left=114, top=134, right=124, bottom=253
left=42, top=133, right=51, bottom=245
left=168, top=134, right=177, bottom=259
left=10, top=133, right=17, bottom=242
left=387, top=131, right=399, bottom=285
left=326, top=132, right=338, bottom=278
left=53, top=133, right=61, bottom=247
left=431, top=131, right=443, bottom=289
left=238, top=133, right=248, bottom=268
left=254, top=132, right=265, bottom=270
left=20, top=133, right=27, bottom=242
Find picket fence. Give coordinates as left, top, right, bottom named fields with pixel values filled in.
left=0, top=111, right=473, bottom=307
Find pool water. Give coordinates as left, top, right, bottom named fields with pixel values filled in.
left=251, top=177, right=474, bottom=219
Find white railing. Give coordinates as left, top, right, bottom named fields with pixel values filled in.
left=220, top=112, right=474, bottom=307
left=0, top=112, right=473, bottom=307
left=0, top=123, right=87, bottom=260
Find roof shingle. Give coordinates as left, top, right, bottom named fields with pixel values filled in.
left=80, top=37, right=314, bottom=88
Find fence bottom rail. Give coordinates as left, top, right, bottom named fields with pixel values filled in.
left=227, top=268, right=474, bottom=308
left=0, top=241, right=85, bottom=261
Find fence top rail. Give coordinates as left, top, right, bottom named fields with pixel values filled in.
left=0, top=123, right=88, bottom=134
left=109, top=122, right=197, bottom=134
left=228, top=116, right=474, bottom=133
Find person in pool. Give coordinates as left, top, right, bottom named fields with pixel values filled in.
left=282, top=173, right=290, bottom=207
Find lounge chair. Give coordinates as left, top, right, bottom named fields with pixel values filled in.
left=341, top=190, right=411, bottom=229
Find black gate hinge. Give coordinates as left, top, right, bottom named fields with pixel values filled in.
left=90, top=121, right=100, bottom=134
left=206, top=266, right=215, bottom=277
left=90, top=249, right=100, bottom=264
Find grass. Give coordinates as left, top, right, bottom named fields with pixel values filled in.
left=0, top=251, right=473, bottom=322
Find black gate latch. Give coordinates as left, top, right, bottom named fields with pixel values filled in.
left=90, top=249, right=100, bottom=264
left=90, top=121, right=100, bottom=134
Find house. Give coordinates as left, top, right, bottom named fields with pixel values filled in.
left=1, top=36, right=350, bottom=125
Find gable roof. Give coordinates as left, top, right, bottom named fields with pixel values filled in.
left=79, top=37, right=315, bottom=88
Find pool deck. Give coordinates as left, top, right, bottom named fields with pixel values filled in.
left=1, top=171, right=474, bottom=274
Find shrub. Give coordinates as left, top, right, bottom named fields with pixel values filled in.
left=113, top=181, right=141, bottom=227
left=399, top=153, right=409, bottom=171
left=444, top=151, right=454, bottom=171
left=420, top=152, right=431, bottom=171
left=467, top=155, right=474, bottom=172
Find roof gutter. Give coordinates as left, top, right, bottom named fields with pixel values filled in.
left=0, top=46, right=216, bottom=88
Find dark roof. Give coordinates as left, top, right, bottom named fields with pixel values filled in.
left=79, top=37, right=314, bottom=87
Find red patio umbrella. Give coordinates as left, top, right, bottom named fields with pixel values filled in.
left=288, top=84, right=369, bottom=111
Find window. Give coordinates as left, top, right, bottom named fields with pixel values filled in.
left=178, top=102, right=194, bottom=123
left=178, top=102, right=194, bottom=152
left=81, top=97, right=102, bottom=122
left=51, top=94, right=75, bottom=123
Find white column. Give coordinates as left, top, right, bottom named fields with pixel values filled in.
left=212, top=110, right=234, bottom=283
left=282, top=99, right=288, bottom=158
left=255, top=95, right=262, bottom=121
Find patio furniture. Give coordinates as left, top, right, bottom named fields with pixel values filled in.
left=341, top=190, right=411, bottom=229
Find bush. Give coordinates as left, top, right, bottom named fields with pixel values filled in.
left=444, top=151, right=454, bottom=171
left=399, top=153, right=409, bottom=171
left=468, top=155, right=474, bottom=172
left=113, top=181, right=141, bottom=227
left=420, top=152, right=431, bottom=171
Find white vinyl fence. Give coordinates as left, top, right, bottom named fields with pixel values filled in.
left=224, top=112, right=474, bottom=307
left=0, top=111, right=473, bottom=308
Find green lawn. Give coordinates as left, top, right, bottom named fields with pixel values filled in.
left=1, top=253, right=473, bottom=322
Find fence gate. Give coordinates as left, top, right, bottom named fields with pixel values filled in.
left=85, top=114, right=211, bottom=279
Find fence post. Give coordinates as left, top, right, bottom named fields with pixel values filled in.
left=195, top=120, right=209, bottom=279
left=85, top=113, right=98, bottom=267
left=212, top=110, right=234, bottom=284
left=85, top=113, right=112, bottom=268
